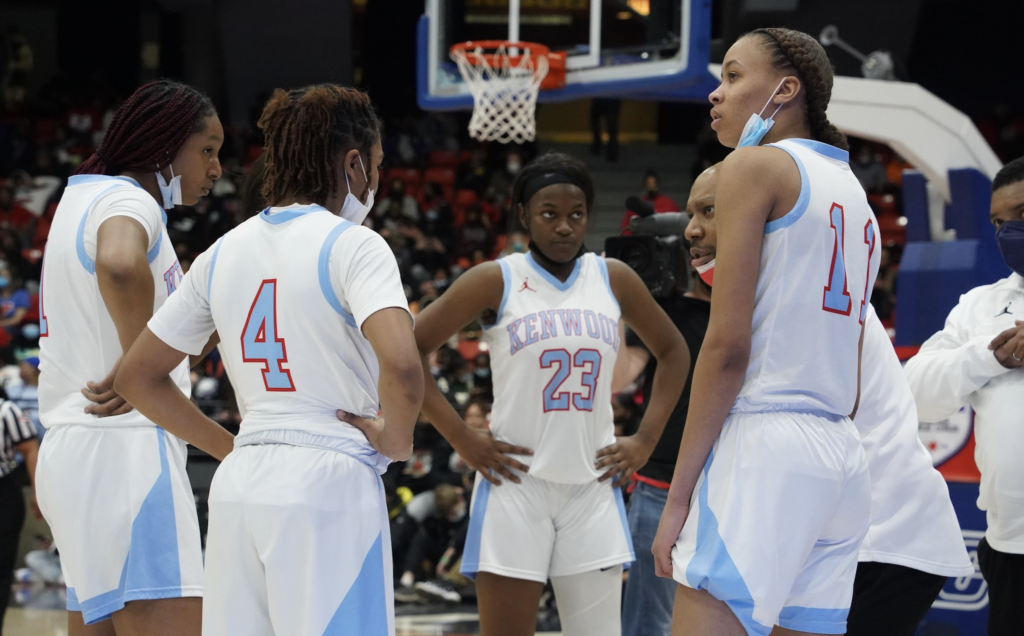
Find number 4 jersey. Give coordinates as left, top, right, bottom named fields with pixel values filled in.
left=483, top=252, right=620, bottom=485
left=147, top=204, right=410, bottom=472
left=733, top=139, right=881, bottom=416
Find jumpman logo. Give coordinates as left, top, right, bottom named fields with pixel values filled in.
left=519, top=278, right=537, bottom=293
left=996, top=302, right=1013, bottom=317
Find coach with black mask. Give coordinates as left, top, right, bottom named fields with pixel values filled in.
left=613, top=166, right=715, bottom=636
left=905, top=156, right=1024, bottom=636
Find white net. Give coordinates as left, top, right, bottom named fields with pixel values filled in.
left=451, top=43, right=549, bottom=145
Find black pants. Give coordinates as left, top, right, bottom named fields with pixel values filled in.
left=978, top=537, right=1024, bottom=636
left=590, top=98, right=621, bottom=160
left=0, top=473, right=27, bottom=632
left=846, top=561, right=947, bottom=636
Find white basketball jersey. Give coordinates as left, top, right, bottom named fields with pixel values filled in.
left=855, top=305, right=973, bottom=576
left=147, top=204, right=410, bottom=472
left=38, top=175, right=189, bottom=428
left=482, top=252, right=620, bottom=484
left=734, top=139, right=881, bottom=416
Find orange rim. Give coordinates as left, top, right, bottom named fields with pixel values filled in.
left=450, top=40, right=552, bottom=67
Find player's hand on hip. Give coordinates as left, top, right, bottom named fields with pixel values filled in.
left=337, top=410, right=411, bottom=461
left=989, top=321, right=1024, bottom=369
left=454, top=426, right=532, bottom=486
left=595, top=434, right=654, bottom=483
left=652, top=502, right=689, bottom=579
left=82, top=357, right=135, bottom=417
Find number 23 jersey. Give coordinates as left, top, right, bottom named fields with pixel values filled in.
left=482, top=252, right=620, bottom=485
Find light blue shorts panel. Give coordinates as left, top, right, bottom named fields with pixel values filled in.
left=35, top=424, right=203, bottom=624
left=671, top=411, right=870, bottom=635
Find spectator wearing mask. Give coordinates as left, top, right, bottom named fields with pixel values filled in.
left=619, top=170, right=681, bottom=233
left=421, top=181, right=455, bottom=247
left=0, top=266, right=28, bottom=338
left=455, top=204, right=494, bottom=260
left=905, top=156, right=1024, bottom=636
left=395, top=483, right=469, bottom=596
left=377, top=178, right=421, bottom=222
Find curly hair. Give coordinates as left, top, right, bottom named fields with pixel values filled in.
left=747, top=28, right=849, bottom=151
left=76, top=80, right=216, bottom=175
left=257, top=84, right=380, bottom=206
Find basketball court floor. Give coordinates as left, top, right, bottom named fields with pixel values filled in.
left=4, top=588, right=564, bottom=635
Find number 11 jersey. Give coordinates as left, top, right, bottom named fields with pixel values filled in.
left=482, top=252, right=621, bottom=485
left=734, top=139, right=881, bottom=416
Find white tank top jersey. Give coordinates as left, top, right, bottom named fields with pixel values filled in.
left=482, top=252, right=620, bottom=485
left=855, top=306, right=973, bottom=576
left=734, top=139, right=881, bottom=416
left=38, top=175, right=190, bottom=428
left=147, top=204, right=410, bottom=473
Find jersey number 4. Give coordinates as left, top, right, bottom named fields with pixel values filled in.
left=241, top=279, right=295, bottom=391
left=540, top=349, right=601, bottom=412
left=822, top=203, right=876, bottom=324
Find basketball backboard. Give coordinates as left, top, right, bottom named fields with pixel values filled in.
left=417, top=0, right=715, bottom=110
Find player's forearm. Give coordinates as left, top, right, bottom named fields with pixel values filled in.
left=377, top=358, right=425, bottom=462
left=635, top=340, right=689, bottom=446
left=116, top=371, right=234, bottom=460
left=419, top=355, right=473, bottom=444
left=97, top=255, right=156, bottom=354
left=665, top=341, right=747, bottom=507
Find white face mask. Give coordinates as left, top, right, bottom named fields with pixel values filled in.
left=694, top=258, right=715, bottom=286
left=155, top=164, right=183, bottom=209
left=339, top=155, right=375, bottom=224
left=737, top=78, right=787, bottom=148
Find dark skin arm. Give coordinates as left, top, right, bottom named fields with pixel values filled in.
left=15, top=437, right=41, bottom=519
left=337, top=308, right=424, bottom=461
left=413, top=262, right=533, bottom=486
left=595, top=260, right=689, bottom=482
left=190, top=332, right=220, bottom=370
left=651, top=147, right=802, bottom=577
left=114, top=328, right=235, bottom=460
left=82, top=216, right=155, bottom=417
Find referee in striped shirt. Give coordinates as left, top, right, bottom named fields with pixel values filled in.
left=0, top=397, right=38, bottom=632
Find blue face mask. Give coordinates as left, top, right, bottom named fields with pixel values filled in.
left=737, top=78, right=787, bottom=148
left=0, top=276, right=10, bottom=289
left=996, top=220, right=1024, bottom=277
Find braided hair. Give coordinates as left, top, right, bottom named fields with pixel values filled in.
left=748, top=28, right=849, bottom=151
left=257, top=84, right=380, bottom=206
left=76, top=80, right=216, bottom=176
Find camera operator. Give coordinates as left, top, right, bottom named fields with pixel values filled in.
left=612, top=166, right=716, bottom=636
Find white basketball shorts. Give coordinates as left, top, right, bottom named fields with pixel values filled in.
left=202, top=439, right=393, bottom=636
left=461, top=470, right=634, bottom=583
left=671, top=410, right=870, bottom=636
left=35, top=424, right=203, bottom=624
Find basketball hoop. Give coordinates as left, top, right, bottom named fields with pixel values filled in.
left=450, top=41, right=561, bottom=145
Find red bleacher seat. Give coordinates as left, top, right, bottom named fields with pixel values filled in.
left=429, top=150, right=460, bottom=168
left=424, top=167, right=456, bottom=187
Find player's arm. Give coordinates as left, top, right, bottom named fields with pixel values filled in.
left=351, top=308, right=424, bottom=462
left=610, top=319, right=650, bottom=393
left=414, top=262, right=533, bottom=486
left=652, top=148, right=788, bottom=577
left=113, top=249, right=234, bottom=460
left=904, top=299, right=1018, bottom=422
left=82, top=216, right=156, bottom=417
left=596, top=260, right=688, bottom=482
left=189, top=332, right=220, bottom=369
left=115, top=329, right=234, bottom=460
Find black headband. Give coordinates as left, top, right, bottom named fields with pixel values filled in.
left=520, top=171, right=585, bottom=207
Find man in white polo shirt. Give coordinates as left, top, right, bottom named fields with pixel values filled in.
left=905, top=156, right=1024, bottom=636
